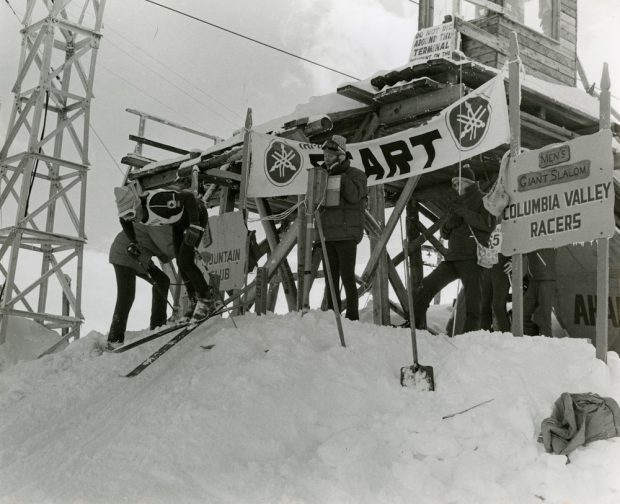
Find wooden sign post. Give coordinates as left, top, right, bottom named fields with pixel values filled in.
left=596, top=63, right=611, bottom=363
left=508, top=32, right=524, bottom=337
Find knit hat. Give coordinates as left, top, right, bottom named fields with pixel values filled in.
left=322, top=135, right=347, bottom=154
left=451, top=165, right=476, bottom=185
left=114, top=185, right=140, bottom=219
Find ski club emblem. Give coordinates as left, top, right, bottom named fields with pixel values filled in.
left=264, top=140, right=303, bottom=186
left=446, top=94, right=491, bottom=150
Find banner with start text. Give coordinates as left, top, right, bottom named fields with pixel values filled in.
left=247, top=75, right=509, bottom=198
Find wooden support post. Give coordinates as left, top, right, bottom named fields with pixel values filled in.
left=364, top=212, right=409, bottom=317
left=239, top=108, right=252, bottom=216
left=596, top=63, right=611, bottom=363
left=255, top=267, right=269, bottom=315
left=368, top=185, right=390, bottom=325
left=403, top=198, right=426, bottom=323
left=302, top=167, right=327, bottom=312
left=406, top=199, right=424, bottom=305
left=508, top=32, right=524, bottom=337
left=360, top=176, right=420, bottom=288
left=255, top=198, right=298, bottom=311
left=267, top=274, right=281, bottom=312
left=418, top=0, right=434, bottom=29
left=296, top=194, right=306, bottom=311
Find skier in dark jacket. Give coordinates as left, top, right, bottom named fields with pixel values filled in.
left=114, top=183, right=217, bottom=322
left=319, top=135, right=368, bottom=321
left=413, top=166, right=495, bottom=334
left=107, top=224, right=175, bottom=348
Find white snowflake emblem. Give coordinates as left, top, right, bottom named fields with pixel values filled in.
left=264, top=140, right=302, bottom=186
left=447, top=96, right=491, bottom=150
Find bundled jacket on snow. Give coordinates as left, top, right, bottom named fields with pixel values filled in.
left=319, top=159, right=367, bottom=243
left=541, top=392, right=620, bottom=456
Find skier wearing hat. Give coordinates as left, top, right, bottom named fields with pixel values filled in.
left=107, top=224, right=175, bottom=349
left=114, top=183, right=219, bottom=322
left=318, top=134, right=367, bottom=321
left=413, top=165, right=495, bottom=334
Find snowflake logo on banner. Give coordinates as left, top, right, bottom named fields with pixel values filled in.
left=446, top=95, right=491, bottom=150
left=264, top=140, right=303, bottom=186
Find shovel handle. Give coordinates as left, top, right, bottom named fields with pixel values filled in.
left=314, top=210, right=346, bottom=348
left=403, top=232, right=419, bottom=366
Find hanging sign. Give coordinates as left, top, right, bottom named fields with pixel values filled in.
left=247, top=75, right=509, bottom=198
left=199, top=212, right=248, bottom=290
left=409, top=21, right=456, bottom=64
left=501, top=130, right=614, bottom=255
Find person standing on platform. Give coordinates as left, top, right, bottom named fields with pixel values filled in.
left=318, top=135, right=368, bottom=321
left=413, top=166, right=495, bottom=334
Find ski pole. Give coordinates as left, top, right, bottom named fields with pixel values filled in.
left=132, top=255, right=177, bottom=312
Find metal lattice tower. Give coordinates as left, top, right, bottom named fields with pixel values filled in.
left=0, top=0, right=106, bottom=348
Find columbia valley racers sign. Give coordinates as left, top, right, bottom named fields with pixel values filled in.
left=501, top=130, right=614, bottom=255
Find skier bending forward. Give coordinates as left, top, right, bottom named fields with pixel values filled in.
left=114, top=183, right=219, bottom=322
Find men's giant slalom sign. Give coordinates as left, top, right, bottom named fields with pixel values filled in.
left=501, top=130, right=614, bottom=255
left=247, top=75, right=509, bottom=198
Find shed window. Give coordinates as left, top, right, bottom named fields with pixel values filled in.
left=455, top=0, right=558, bottom=39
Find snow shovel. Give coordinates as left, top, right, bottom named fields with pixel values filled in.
left=400, top=229, right=435, bottom=391
left=314, top=210, right=346, bottom=348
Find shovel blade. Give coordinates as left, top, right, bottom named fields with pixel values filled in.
left=400, top=364, right=435, bottom=391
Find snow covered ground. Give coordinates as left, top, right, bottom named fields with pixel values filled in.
left=1, top=310, right=620, bottom=504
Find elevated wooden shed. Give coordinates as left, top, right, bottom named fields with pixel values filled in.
left=119, top=0, right=619, bottom=342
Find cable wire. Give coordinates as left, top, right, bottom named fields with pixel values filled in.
left=98, top=61, right=211, bottom=132
left=90, top=124, right=125, bottom=177
left=144, top=0, right=361, bottom=81
left=3, top=0, right=20, bottom=22
left=105, top=25, right=245, bottom=122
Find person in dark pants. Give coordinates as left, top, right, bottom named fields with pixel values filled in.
left=319, top=135, right=368, bottom=321
left=114, top=183, right=217, bottom=322
left=480, top=253, right=512, bottom=332
left=523, top=248, right=557, bottom=336
left=107, top=224, right=175, bottom=348
left=413, top=166, right=495, bottom=334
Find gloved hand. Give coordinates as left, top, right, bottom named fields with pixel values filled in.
left=444, top=215, right=463, bottom=229
left=127, top=242, right=141, bottom=259
left=183, top=224, right=204, bottom=247
left=451, top=204, right=469, bottom=217
left=503, top=259, right=512, bottom=275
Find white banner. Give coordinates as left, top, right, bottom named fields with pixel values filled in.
left=247, top=75, right=510, bottom=198
left=501, top=130, right=614, bottom=255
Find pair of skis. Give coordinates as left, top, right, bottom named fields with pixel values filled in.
left=119, top=305, right=229, bottom=378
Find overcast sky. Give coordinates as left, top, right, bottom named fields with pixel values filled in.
left=1, top=0, right=619, bottom=252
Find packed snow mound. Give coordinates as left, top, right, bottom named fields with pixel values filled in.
left=0, top=316, right=66, bottom=371
left=1, top=311, right=620, bottom=504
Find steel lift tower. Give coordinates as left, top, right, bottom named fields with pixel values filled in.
left=0, top=0, right=106, bottom=349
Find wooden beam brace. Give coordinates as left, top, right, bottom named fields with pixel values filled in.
left=360, top=176, right=420, bottom=287
left=128, top=135, right=190, bottom=155
left=454, top=17, right=509, bottom=55
left=392, top=215, right=449, bottom=264
left=378, top=84, right=465, bottom=126
left=255, top=199, right=298, bottom=310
